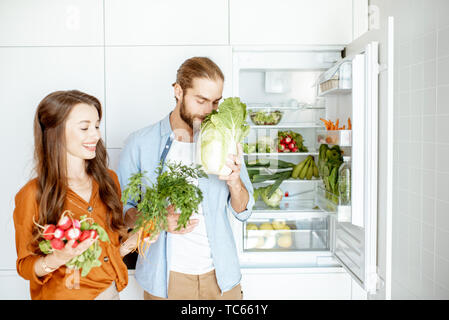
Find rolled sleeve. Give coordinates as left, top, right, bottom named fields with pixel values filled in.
left=227, top=159, right=255, bottom=222
left=117, top=133, right=141, bottom=217
left=13, top=183, right=54, bottom=286
left=17, top=255, right=52, bottom=286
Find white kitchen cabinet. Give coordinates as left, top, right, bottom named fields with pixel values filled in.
left=0, top=0, right=103, bottom=46
left=104, top=46, right=232, bottom=148
left=105, top=0, right=228, bottom=46
left=230, top=0, right=353, bottom=45
left=0, top=47, right=105, bottom=270
left=0, top=271, right=30, bottom=300
left=240, top=268, right=353, bottom=299
left=107, top=148, right=122, bottom=172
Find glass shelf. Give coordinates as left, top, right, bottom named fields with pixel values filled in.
left=244, top=152, right=318, bottom=157
left=252, top=199, right=321, bottom=213
left=250, top=123, right=324, bottom=129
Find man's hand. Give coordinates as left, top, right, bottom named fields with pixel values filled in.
left=218, top=142, right=243, bottom=188
left=166, top=204, right=199, bottom=234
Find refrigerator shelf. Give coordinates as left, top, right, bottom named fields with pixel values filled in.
left=244, top=152, right=318, bottom=157
left=252, top=199, right=321, bottom=213
left=318, top=87, right=352, bottom=97
left=250, top=123, right=324, bottom=129
left=317, top=129, right=352, bottom=147
left=315, top=185, right=351, bottom=222
left=252, top=178, right=320, bottom=184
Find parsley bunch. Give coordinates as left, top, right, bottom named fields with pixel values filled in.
left=122, top=161, right=208, bottom=242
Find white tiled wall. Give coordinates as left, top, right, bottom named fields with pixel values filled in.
left=392, top=0, right=449, bottom=299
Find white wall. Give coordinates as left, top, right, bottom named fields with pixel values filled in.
left=0, top=0, right=354, bottom=299
left=370, top=0, right=449, bottom=299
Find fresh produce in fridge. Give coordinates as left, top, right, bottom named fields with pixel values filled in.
left=291, top=156, right=319, bottom=180
left=278, top=130, right=308, bottom=153
left=318, top=144, right=344, bottom=201
left=319, top=117, right=352, bottom=130
left=198, top=97, right=250, bottom=175
left=243, top=136, right=276, bottom=154
left=254, top=185, right=284, bottom=208
left=259, top=222, right=274, bottom=230
left=246, top=223, right=258, bottom=230
left=277, top=233, right=293, bottom=249
left=249, top=109, right=283, bottom=125
left=121, top=161, right=207, bottom=256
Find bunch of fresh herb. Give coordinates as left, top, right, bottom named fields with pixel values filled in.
left=121, top=160, right=208, bottom=255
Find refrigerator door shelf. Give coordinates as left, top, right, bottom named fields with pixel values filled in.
left=315, top=185, right=352, bottom=223
left=317, top=130, right=352, bottom=147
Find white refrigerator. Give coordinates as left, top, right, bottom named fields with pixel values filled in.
left=230, top=20, right=394, bottom=296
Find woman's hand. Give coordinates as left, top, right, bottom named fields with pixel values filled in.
left=48, top=233, right=99, bottom=268
left=35, top=233, right=98, bottom=277
left=120, top=228, right=160, bottom=257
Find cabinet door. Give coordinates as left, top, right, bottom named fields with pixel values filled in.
left=105, top=46, right=232, bottom=148
left=240, top=269, right=352, bottom=299
left=230, top=0, right=353, bottom=45
left=0, top=0, right=103, bottom=46
left=105, top=0, right=228, bottom=45
left=0, top=47, right=105, bottom=270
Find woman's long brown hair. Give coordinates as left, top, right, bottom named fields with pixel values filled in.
left=31, top=90, right=126, bottom=251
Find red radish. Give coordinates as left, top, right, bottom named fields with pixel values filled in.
left=72, top=241, right=80, bottom=249
left=90, top=230, right=98, bottom=239
left=284, top=136, right=292, bottom=144
left=43, top=224, right=56, bottom=240
left=283, top=149, right=291, bottom=153
left=57, top=215, right=72, bottom=230
left=50, top=238, right=64, bottom=250
left=278, top=144, right=286, bottom=152
left=65, top=227, right=81, bottom=241
left=72, top=219, right=81, bottom=229
left=53, top=228, right=65, bottom=239
left=78, top=230, right=91, bottom=242
left=285, top=191, right=289, bottom=197
left=280, top=138, right=286, bottom=145
left=288, top=142, right=296, bottom=150
left=292, top=147, right=299, bottom=152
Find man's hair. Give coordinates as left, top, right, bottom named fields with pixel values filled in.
left=173, top=57, right=224, bottom=101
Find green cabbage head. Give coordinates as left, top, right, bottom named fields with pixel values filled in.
left=197, top=97, right=250, bottom=175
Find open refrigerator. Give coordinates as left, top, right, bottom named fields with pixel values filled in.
left=230, top=40, right=382, bottom=294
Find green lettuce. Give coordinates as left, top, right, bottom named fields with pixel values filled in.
left=198, top=97, right=250, bottom=175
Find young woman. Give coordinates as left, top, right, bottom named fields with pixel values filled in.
left=13, top=90, right=147, bottom=300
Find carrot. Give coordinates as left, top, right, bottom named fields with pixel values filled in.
left=335, top=119, right=339, bottom=130
left=342, top=125, right=346, bottom=130
left=348, top=117, right=352, bottom=130
left=320, top=118, right=331, bottom=130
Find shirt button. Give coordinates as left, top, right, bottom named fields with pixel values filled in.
left=104, top=256, right=109, bottom=262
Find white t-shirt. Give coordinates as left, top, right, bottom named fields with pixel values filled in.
left=166, top=139, right=214, bottom=275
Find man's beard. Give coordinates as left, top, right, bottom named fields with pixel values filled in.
left=180, top=98, right=204, bottom=132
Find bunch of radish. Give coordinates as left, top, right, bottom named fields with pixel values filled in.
left=34, top=211, right=110, bottom=277
left=36, top=210, right=99, bottom=252
left=278, top=135, right=298, bottom=153
left=277, top=130, right=309, bottom=153
left=43, top=220, right=97, bottom=250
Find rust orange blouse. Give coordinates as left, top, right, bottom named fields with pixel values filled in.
left=13, top=170, right=128, bottom=300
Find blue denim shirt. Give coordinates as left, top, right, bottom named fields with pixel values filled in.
left=117, top=113, right=255, bottom=298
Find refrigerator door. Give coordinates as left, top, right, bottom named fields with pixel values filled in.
left=331, top=41, right=380, bottom=294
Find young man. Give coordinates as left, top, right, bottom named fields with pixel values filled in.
left=117, top=57, right=254, bottom=299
